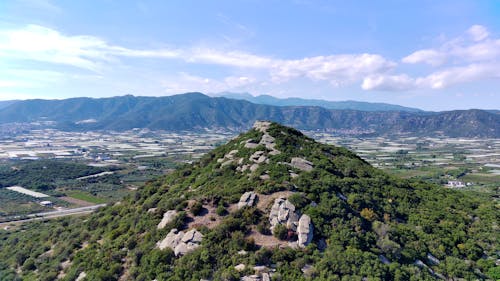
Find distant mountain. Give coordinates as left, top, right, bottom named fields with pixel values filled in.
left=218, top=92, right=423, bottom=112
left=0, top=100, right=18, bottom=110
left=0, top=93, right=498, bottom=137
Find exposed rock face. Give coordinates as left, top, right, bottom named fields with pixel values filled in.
left=297, top=215, right=313, bottom=248
left=250, top=151, right=267, bottom=163
left=243, top=139, right=259, bottom=149
left=290, top=157, right=313, bottom=172
left=157, top=210, right=177, bottom=229
left=235, top=264, right=246, bottom=271
left=269, top=198, right=300, bottom=231
left=238, top=191, right=257, bottom=209
left=252, top=120, right=281, bottom=155
left=217, top=149, right=239, bottom=166
left=157, top=228, right=203, bottom=256
left=253, top=121, right=271, bottom=132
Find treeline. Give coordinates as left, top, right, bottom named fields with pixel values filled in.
left=0, top=160, right=112, bottom=191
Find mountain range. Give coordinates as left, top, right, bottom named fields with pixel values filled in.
left=218, top=92, right=423, bottom=112
left=0, top=93, right=498, bottom=137
left=0, top=122, right=497, bottom=280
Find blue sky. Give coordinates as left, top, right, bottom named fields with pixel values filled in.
left=1, top=0, right=499, bottom=110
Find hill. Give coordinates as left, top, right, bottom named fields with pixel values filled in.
left=0, top=93, right=499, bottom=137
left=219, top=92, right=423, bottom=112
left=0, top=122, right=498, bottom=280
left=0, top=100, right=18, bottom=110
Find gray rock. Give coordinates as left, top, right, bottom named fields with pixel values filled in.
left=249, top=163, right=259, bottom=172
left=290, top=157, right=313, bottom=172
left=250, top=151, right=265, bottom=162
left=297, top=215, right=313, bottom=248
left=235, top=264, right=246, bottom=271
left=174, top=243, right=189, bottom=256
left=269, top=198, right=299, bottom=231
left=157, top=210, right=178, bottom=229
left=238, top=191, right=257, bottom=209
left=259, top=174, right=270, bottom=180
left=253, top=121, right=271, bottom=132
left=244, top=139, right=259, bottom=149
left=253, top=265, right=268, bottom=273
left=157, top=228, right=184, bottom=250
left=261, top=273, right=270, bottom=281
left=157, top=228, right=203, bottom=256
left=241, top=275, right=261, bottom=281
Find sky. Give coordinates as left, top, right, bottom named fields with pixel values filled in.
left=1, top=0, right=500, bottom=111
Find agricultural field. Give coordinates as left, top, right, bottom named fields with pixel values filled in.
left=309, top=132, right=500, bottom=197
left=0, top=129, right=232, bottom=218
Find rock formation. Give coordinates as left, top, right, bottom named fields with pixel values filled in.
left=290, top=157, right=313, bottom=171
left=238, top=191, right=257, bottom=209
left=157, top=210, right=177, bottom=229
left=297, top=214, right=313, bottom=248
left=269, top=198, right=300, bottom=232
left=157, top=228, right=203, bottom=256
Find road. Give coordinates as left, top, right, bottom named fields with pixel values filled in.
left=0, top=204, right=106, bottom=226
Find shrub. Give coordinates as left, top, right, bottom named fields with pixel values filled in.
left=190, top=201, right=203, bottom=216
left=273, top=224, right=288, bottom=240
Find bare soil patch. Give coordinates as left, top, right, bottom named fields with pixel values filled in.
left=60, top=196, right=95, bottom=207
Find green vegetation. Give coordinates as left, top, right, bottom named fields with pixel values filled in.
left=65, top=190, right=107, bottom=204
left=0, top=93, right=498, bottom=137
left=0, top=160, right=110, bottom=191
left=0, top=122, right=498, bottom=280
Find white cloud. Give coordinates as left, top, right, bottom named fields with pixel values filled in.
left=361, top=63, right=500, bottom=91
left=362, top=74, right=415, bottom=91
left=401, top=49, right=446, bottom=66
left=0, top=24, right=398, bottom=92
left=378, top=25, right=500, bottom=92
left=4, top=23, right=497, bottom=95
left=417, top=63, right=500, bottom=89
left=271, top=54, right=395, bottom=85
left=467, top=25, right=489, bottom=42
left=161, top=73, right=258, bottom=94
left=402, top=25, right=499, bottom=66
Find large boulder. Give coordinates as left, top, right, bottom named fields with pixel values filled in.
left=157, top=228, right=203, bottom=256
left=269, top=198, right=299, bottom=232
left=297, top=215, right=313, bottom=248
left=157, top=210, right=177, bottom=229
left=238, top=191, right=257, bottom=209
left=290, top=157, right=313, bottom=172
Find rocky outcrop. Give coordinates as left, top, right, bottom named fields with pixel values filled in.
left=252, top=121, right=281, bottom=155
left=157, top=228, right=203, bottom=256
left=297, top=215, right=313, bottom=248
left=250, top=151, right=267, bottom=163
left=238, top=191, right=257, bottom=209
left=217, top=149, right=239, bottom=166
left=269, top=198, right=300, bottom=231
left=290, top=157, right=313, bottom=172
left=243, top=139, right=259, bottom=149
left=253, top=121, right=271, bottom=132
left=157, top=210, right=177, bottom=229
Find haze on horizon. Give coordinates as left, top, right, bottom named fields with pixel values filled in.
left=1, top=0, right=499, bottom=111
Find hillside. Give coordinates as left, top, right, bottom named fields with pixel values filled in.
left=219, top=92, right=423, bottom=112
left=0, top=100, right=18, bottom=110
left=0, top=93, right=499, bottom=137
left=0, top=122, right=498, bottom=280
